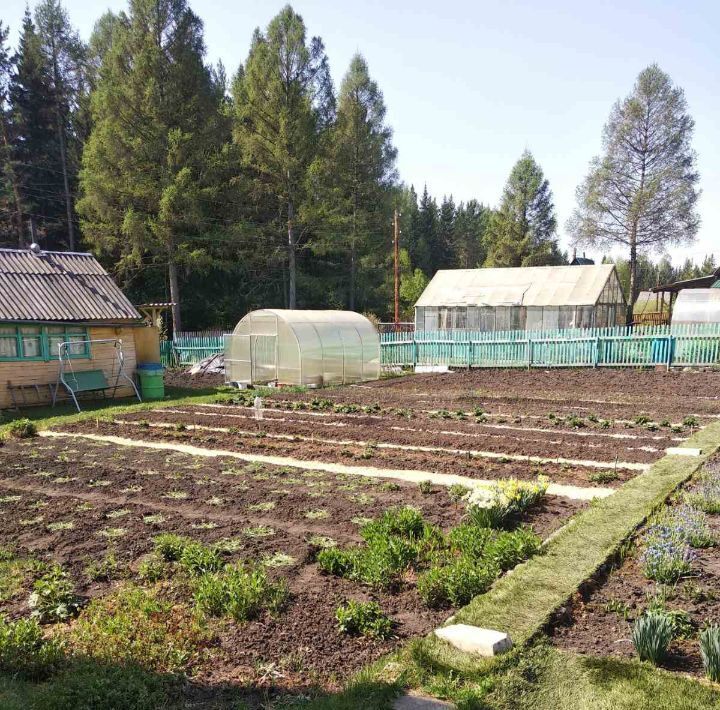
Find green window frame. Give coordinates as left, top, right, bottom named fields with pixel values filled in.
left=0, top=324, right=90, bottom=362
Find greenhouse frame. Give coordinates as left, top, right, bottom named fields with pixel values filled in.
left=671, top=289, right=720, bottom=326
left=225, top=309, right=380, bottom=387
left=414, top=264, right=627, bottom=332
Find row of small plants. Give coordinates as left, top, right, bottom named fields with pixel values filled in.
left=630, top=465, right=720, bottom=681
left=219, top=393, right=701, bottom=433
left=317, top=477, right=548, bottom=615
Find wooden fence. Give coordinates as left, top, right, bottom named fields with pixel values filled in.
left=158, top=323, right=720, bottom=370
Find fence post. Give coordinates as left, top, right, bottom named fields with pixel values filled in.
left=527, top=339, right=533, bottom=369
left=468, top=340, right=473, bottom=370
left=594, top=337, right=600, bottom=367
left=667, top=335, right=674, bottom=371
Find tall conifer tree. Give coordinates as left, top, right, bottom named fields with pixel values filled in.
left=232, top=5, right=334, bottom=309
left=77, top=0, right=227, bottom=332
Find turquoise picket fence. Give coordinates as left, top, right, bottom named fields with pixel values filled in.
left=157, top=322, right=720, bottom=370
left=160, top=331, right=227, bottom=367
left=381, top=323, right=720, bottom=369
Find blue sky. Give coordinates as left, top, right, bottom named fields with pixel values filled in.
left=5, top=0, right=718, bottom=266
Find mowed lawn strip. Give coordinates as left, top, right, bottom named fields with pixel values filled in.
left=434, top=422, right=720, bottom=664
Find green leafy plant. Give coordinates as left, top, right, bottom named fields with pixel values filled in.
left=153, top=533, right=190, bottom=562
left=179, top=542, right=224, bottom=576
left=335, top=600, right=392, bottom=639
left=0, top=616, right=64, bottom=679
left=85, top=549, right=122, bottom=582
left=8, top=418, right=38, bottom=439
left=634, top=414, right=651, bottom=425
left=417, top=558, right=498, bottom=608
left=418, top=480, right=433, bottom=495
left=448, top=483, right=471, bottom=504
left=700, top=625, right=720, bottom=682
left=589, top=470, right=620, bottom=484
left=683, top=415, right=699, bottom=428
left=29, top=566, right=82, bottom=623
left=631, top=611, right=674, bottom=664
left=193, top=564, right=288, bottom=621
left=466, top=477, right=549, bottom=529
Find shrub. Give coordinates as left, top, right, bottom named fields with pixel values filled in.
left=69, top=586, right=207, bottom=673
left=317, top=547, right=359, bottom=576
left=8, top=417, right=38, bottom=438
left=417, top=558, right=498, bottom=608
left=153, top=533, right=190, bottom=562
left=634, top=415, right=651, bottom=425
left=29, top=567, right=82, bottom=623
left=137, top=557, right=170, bottom=583
left=683, top=415, right=700, bottom=428
left=179, top=542, right=224, bottom=576
left=0, top=616, right=64, bottom=679
left=361, top=506, right=427, bottom=542
left=700, top=625, right=720, bottom=682
left=589, top=470, right=620, bottom=484
left=335, top=600, right=392, bottom=639
left=193, top=564, right=288, bottom=621
left=448, top=524, right=494, bottom=560
left=632, top=611, right=674, bottom=664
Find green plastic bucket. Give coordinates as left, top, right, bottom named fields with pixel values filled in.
left=137, top=363, right=165, bottom=400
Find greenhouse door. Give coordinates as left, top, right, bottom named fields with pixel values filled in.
left=251, top=335, right=277, bottom=384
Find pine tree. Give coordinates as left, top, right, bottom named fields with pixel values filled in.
left=310, top=53, right=397, bottom=310
left=232, top=5, right=334, bottom=309
left=35, top=0, right=86, bottom=250
left=77, top=0, right=228, bottom=332
left=484, top=151, right=561, bottom=267
left=569, top=65, right=700, bottom=320
left=9, top=9, right=65, bottom=247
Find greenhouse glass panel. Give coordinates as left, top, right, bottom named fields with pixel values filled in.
left=225, top=310, right=379, bottom=387
left=542, top=307, right=559, bottom=330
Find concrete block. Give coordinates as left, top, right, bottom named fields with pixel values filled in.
left=434, top=624, right=512, bottom=657
left=666, top=447, right=702, bottom=457
left=393, top=693, right=455, bottom=709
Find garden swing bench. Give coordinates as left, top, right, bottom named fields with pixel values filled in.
left=52, top=338, right=141, bottom=412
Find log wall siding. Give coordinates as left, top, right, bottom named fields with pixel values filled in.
left=0, top=326, right=138, bottom=410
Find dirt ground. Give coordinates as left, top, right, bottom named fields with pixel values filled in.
left=551, top=458, right=720, bottom=677
left=0, top=436, right=581, bottom=691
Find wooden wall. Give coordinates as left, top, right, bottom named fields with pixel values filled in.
left=1, top=326, right=139, bottom=410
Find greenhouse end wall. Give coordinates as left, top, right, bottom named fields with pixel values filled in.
left=225, top=309, right=380, bottom=387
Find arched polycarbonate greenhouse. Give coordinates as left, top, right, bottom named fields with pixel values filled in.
left=225, top=309, right=380, bottom=387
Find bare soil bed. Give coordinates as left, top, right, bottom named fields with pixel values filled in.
left=551, top=458, right=720, bottom=677
left=0, top=436, right=582, bottom=694
left=61, top=418, right=622, bottom=488
left=270, top=368, right=720, bottom=423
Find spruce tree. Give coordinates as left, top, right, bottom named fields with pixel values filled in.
left=77, top=0, right=227, bottom=332
left=232, top=5, right=334, bottom=309
left=484, top=151, right=561, bottom=268
left=0, top=21, right=23, bottom=245
left=310, top=53, right=397, bottom=310
left=35, top=0, right=86, bottom=250
left=414, top=185, right=438, bottom=275
left=454, top=200, right=490, bottom=268
left=437, top=195, right=456, bottom=269
left=9, top=9, right=64, bottom=247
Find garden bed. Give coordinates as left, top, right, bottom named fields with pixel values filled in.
left=0, top=435, right=582, bottom=698
left=551, top=456, right=720, bottom=678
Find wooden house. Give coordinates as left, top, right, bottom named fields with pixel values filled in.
left=0, top=247, right=146, bottom=410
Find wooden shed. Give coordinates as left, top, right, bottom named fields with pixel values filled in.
left=0, top=247, right=145, bottom=410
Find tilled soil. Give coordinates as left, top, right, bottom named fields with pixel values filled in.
left=0, top=436, right=583, bottom=691
left=263, top=368, right=720, bottom=422
left=551, top=463, right=720, bottom=677
left=122, top=407, right=674, bottom=465
left=60, top=419, right=623, bottom=487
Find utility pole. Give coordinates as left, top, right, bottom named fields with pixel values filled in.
left=393, top=208, right=400, bottom=324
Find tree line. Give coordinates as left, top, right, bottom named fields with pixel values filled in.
left=0, top=1, right=709, bottom=330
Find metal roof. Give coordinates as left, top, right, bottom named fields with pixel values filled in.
left=0, top=248, right=142, bottom=323
left=415, top=264, right=618, bottom=308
